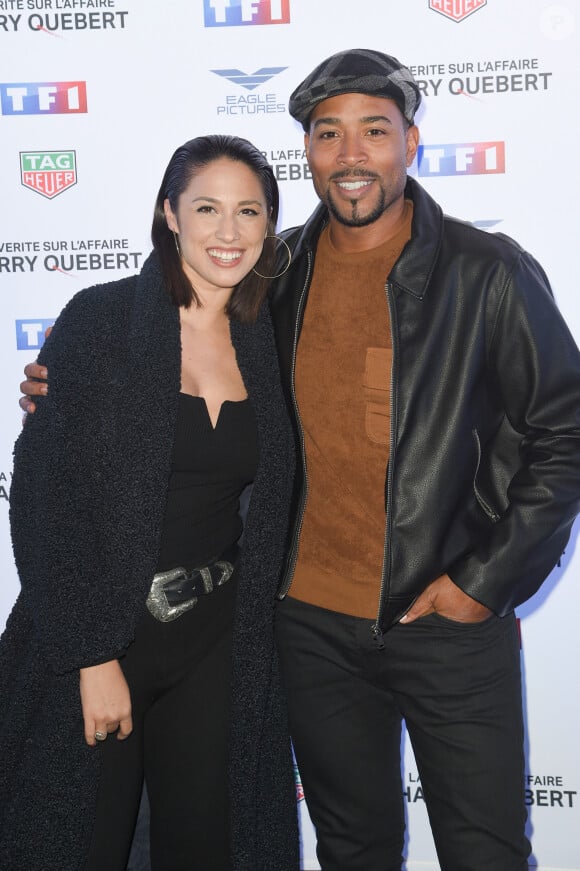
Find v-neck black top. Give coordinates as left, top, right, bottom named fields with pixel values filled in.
left=155, top=392, right=259, bottom=571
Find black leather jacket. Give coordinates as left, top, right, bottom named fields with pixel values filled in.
left=269, top=177, right=580, bottom=634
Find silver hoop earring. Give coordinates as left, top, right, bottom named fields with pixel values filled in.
left=252, top=235, right=292, bottom=280
left=173, top=231, right=182, bottom=258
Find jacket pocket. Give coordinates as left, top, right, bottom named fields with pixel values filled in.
left=363, top=347, right=392, bottom=446
left=472, top=428, right=501, bottom=522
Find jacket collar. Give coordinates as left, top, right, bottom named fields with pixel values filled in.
left=288, top=176, right=444, bottom=301
left=127, top=251, right=180, bottom=364
left=392, top=177, right=444, bottom=300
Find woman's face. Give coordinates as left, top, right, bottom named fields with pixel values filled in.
left=164, top=157, right=269, bottom=299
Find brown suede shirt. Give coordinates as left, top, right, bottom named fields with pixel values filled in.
left=290, top=201, right=413, bottom=618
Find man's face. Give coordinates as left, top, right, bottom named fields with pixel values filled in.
left=304, top=93, right=419, bottom=229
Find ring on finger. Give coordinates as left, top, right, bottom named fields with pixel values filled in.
left=94, top=730, right=107, bottom=742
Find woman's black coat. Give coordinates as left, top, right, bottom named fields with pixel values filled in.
left=0, top=253, right=299, bottom=870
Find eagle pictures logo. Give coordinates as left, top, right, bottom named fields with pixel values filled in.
left=429, top=0, right=487, bottom=22
left=211, top=67, right=287, bottom=91
left=211, top=66, right=287, bottom=116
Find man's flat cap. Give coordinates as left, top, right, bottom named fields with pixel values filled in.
left=289, top=48, right=422, bottom=129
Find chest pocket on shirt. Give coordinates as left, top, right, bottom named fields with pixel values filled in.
left=363, top=347, right=392, bottom=447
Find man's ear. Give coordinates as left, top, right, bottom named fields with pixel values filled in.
left=406, top=125, right=420, bottom=168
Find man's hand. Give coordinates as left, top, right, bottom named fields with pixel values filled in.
left=19, top=325, right=51, bottom=414
left=400, top=574, right=492, bottom=625
left=79, top=659, right=133, bottom=747
left=19, top=361, right=48, bottom=414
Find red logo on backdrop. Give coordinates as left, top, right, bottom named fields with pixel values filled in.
left=20, top=150, right=77, bottom=199
left=429, top=0, right=487, bottom=22
left=293, top=763, right=305, bottom=802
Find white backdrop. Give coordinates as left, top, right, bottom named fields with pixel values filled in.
left=1, top=2, right=579, bottom=869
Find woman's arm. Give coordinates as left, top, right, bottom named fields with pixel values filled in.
left=11, top=285, right=137, bottom=674
left=79, top=660, right=133, bottom=746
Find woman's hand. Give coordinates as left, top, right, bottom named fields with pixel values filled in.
left=79, top=659, right=133, bottom=746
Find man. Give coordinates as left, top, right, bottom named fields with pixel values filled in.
left=269, top=49, right=580, bottom=871
left=20, top=49, right=580, bottom=871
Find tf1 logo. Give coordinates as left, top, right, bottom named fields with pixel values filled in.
left=1, top=82, right=87, bottom=115
left=16, top=320, right=55, bottom=351
left=204, top=0, right=290, bottom=26
left=418, top=142, right=505, bottom=177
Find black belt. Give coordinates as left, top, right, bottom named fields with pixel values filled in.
left=146, top=543, right=239, bottom=623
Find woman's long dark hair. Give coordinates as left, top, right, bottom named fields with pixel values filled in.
left=151, top=134, right=280, bottom=323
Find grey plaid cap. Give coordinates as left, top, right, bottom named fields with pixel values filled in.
left=288, top=48, right=421, bottom=129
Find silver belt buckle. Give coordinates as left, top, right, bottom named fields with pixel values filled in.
left=212, top=560, right=235, bottom=587
left=146, top=561, right=235, bottom=623
left=146, top=567, right=196, bottom=623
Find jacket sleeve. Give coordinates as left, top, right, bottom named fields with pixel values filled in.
left=448, top=249, right=580, bottom=614
left=9, top=287, right=133, bottom=674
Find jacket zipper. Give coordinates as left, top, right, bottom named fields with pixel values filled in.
left=277, top=251, right=313, bottom=598
left=471, top=428, right=501, bottom=522
left=371, top=281, right=397, bottom=649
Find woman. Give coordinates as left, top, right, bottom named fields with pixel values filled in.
left=0, top=135, right=298, bottom=871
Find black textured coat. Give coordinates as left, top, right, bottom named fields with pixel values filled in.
left=0, top=253, right=299, bottom=870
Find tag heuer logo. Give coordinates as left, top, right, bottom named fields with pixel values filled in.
left=429, top=0, right=487, bottom=22
left=20, top=150, right=77, bottom=199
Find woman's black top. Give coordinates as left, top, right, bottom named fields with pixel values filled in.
left=155, top=393, right=258, bottom=572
